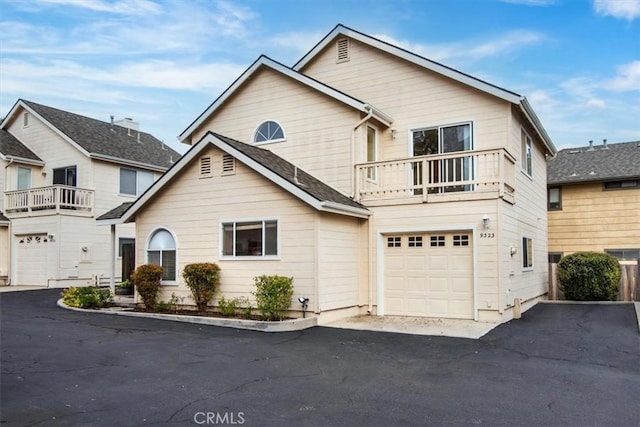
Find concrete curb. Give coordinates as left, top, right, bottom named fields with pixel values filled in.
left=635, top=302, right=640, bottom=334
left=57, top=299, right=317, bottom=332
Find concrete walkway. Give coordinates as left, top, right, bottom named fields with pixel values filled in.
left=325, top=314, right=500, bottom=339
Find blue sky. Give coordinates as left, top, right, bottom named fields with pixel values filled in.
left=1, top=0, right=639, bottom=153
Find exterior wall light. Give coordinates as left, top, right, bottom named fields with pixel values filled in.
left=298, top=297, right=309, bottom=318
left=482, top=215, right=490, bottom=229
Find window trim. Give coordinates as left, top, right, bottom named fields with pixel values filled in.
left=605, top=248, right=640, bottom=261
left=219, top=218, right=280, bottom=260
left=522, top=236, right=534, bottom=271
left=120, top=167, right=154, bottom=197
left=252, top=120, right=286, bottom=146
left=145, top=227, right=178, bottom=284
left=17, top=166, right=32, bottom=190
left=521, top=128, right=533, bottom=177
left=548, top=186, right=562, bottom=211
left=603, top=180, right=640, bottom=191
left=366, top=124, right=378, bottom=182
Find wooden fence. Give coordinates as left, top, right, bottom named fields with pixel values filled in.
left=548, top=260, right=639, bottom=301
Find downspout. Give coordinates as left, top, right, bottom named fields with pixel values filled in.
left=351, top=105, right=374, bottom=198
left=4, top=159, right=14, bottom=286
left=351, top=106, right=375, bottom=314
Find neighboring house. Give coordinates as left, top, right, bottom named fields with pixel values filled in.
left=547, top=140, right=640, bottom=263
left=100, top=25, right=556, bottom=324
left=0, top=99, right=180, bottom=287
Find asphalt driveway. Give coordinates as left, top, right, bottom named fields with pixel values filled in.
left=1, top=290, right=639, bottom=427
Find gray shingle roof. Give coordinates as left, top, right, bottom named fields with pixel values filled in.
left=22, top=100, right=180, bottom=169
left=96, top=202, right=134, bottom=221
left=213, top=132, right=365, bottom=209
left=0, top=129, right=42, bottom=162
left=547, top=140, right=640, bottom=185
left=0, top=211, right=10, bottom=223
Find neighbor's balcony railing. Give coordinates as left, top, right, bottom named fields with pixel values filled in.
left=4, top=185, right=94, bottom=217
left=354, top=148, right=516, bottom=204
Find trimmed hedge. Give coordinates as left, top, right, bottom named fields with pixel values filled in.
left=557, top=252, right=620, bottom=301
left=252, top=275, right=294, bottom=321
left=62, top=286, right=112, bottom=308
left=131, top=264, right=163, bottom=311
left=182, top=263, right=220, bottom=313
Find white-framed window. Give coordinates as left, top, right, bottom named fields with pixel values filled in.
left=17, top=166, right=31, bottom=190
left=366, top=124, right=378, bottom=180
left=548, top=187, right=562, bottom=210
left=521, top=129, right=533, bottom=177
left=253, top=121, right=285, bottom=145
left=120, top=168, right=154, bottom=196
left=605, top=249, right=640, bottom=261
left=221, top=219, right=278, bottom=258
left=147, top=229, right=176, bottom=282
left=522, top=236, right=534, bottom=270
left=411, top=122, right=473, bottom=193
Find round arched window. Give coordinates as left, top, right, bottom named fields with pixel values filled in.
left=254, top=121, right=285, bottom=144
left=147, top=229, right=176, bottom=281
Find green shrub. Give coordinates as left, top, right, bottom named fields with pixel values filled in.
left=252, top=275, right=294, bottom=321
left=237, top=296, right=253, bottom=319
left=131, top=264, right=163, bottom=311
left=62, top=286, right=112, bottom=309
left=217, top=296, right=238, bottom=316
left=182, top=263, right=220, bottom=313
left=557, top=252, right=620, bottom=301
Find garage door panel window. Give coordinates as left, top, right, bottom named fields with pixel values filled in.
left=408, top=236, right=423, bottom=247
left=453, top=235, right=469, bottom=246
left=430, top=236, right=445, bottom=247
left=387, top=236, right=401, bottom=248
left=147, top=229, right=177, bottom=282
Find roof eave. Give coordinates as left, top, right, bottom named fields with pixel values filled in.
left=520, top=97, right=557, bottom=155
left=89, top=153, right=170, bottom=172
left=2, top=155, right=45, bottom=167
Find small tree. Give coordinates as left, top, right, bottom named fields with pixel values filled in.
left=131, top=264, right=163, bottom=311
left=557, top=252, right=620, bottom=301
left=252, top=275, right=294, bottom=321
left=182, top=263, right=220, bottom=313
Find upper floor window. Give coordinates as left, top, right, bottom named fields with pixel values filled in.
left=17, top=167, right=31, bottom=190
left=120, top=168, right=153, bottom=196
left=147, top=229, right=176, bottom=282
left=366, top=125, right=378, bottom=180
left=222, top=219, right=278, bottom=257
left=548, top=187, right=562, bottom=210
left=254, top=121, right=285, bottom=144
left=521, top=129, right=533, bottom=177
left=53, top=166, right=77, bottom=187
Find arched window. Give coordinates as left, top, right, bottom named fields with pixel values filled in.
left=253, top=121, right=285, bottom=144
left=147, top=229, right=176, bottom=281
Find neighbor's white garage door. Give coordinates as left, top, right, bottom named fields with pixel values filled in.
left=15, top=234, right=49, bottom=286
left=384, top=232, right=473, bottom=319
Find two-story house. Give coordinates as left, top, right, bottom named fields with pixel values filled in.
left=547, top=139, right=640, bottom=263
left=0, top=99, right=181, bottom=288
left=100, top=25, right=556, bottom=324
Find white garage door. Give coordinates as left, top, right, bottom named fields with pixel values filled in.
left=16, top=234, right=49, bottom=286
left=384, top=232, right=473, bottom=319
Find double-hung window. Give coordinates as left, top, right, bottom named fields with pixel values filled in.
left=120, top=168, right=154, bottom=196
left=548, top=187, right=562, bottom=210
left=222, top=220, right=278, bottom=257
left=17, top=167, right=31, bottom=190
left=521, top=129, right=533, bottom=177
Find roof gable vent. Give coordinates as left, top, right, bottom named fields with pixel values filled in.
left=222, top=154, right=235, bottom=175
left=336, top=38, right=350, bottom=63
left=200, top=156, right=212, bottom=176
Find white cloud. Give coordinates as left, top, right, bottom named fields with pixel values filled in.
left=593, top=0, right=640, bottom=20
left=15, top=0, right=162, bottom=15
left=604, top=60, right=640, bottom=91
left=374, top=30, right=547, bottom=64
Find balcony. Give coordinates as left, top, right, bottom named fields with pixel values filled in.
left=4, top=185, right=94, bottom=218
left=354, top=148, right=516, bottom=205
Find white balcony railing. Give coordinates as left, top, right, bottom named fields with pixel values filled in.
left=355, top=149, right=516, bottom=204
left=4, top=185, right=94, bottom=217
